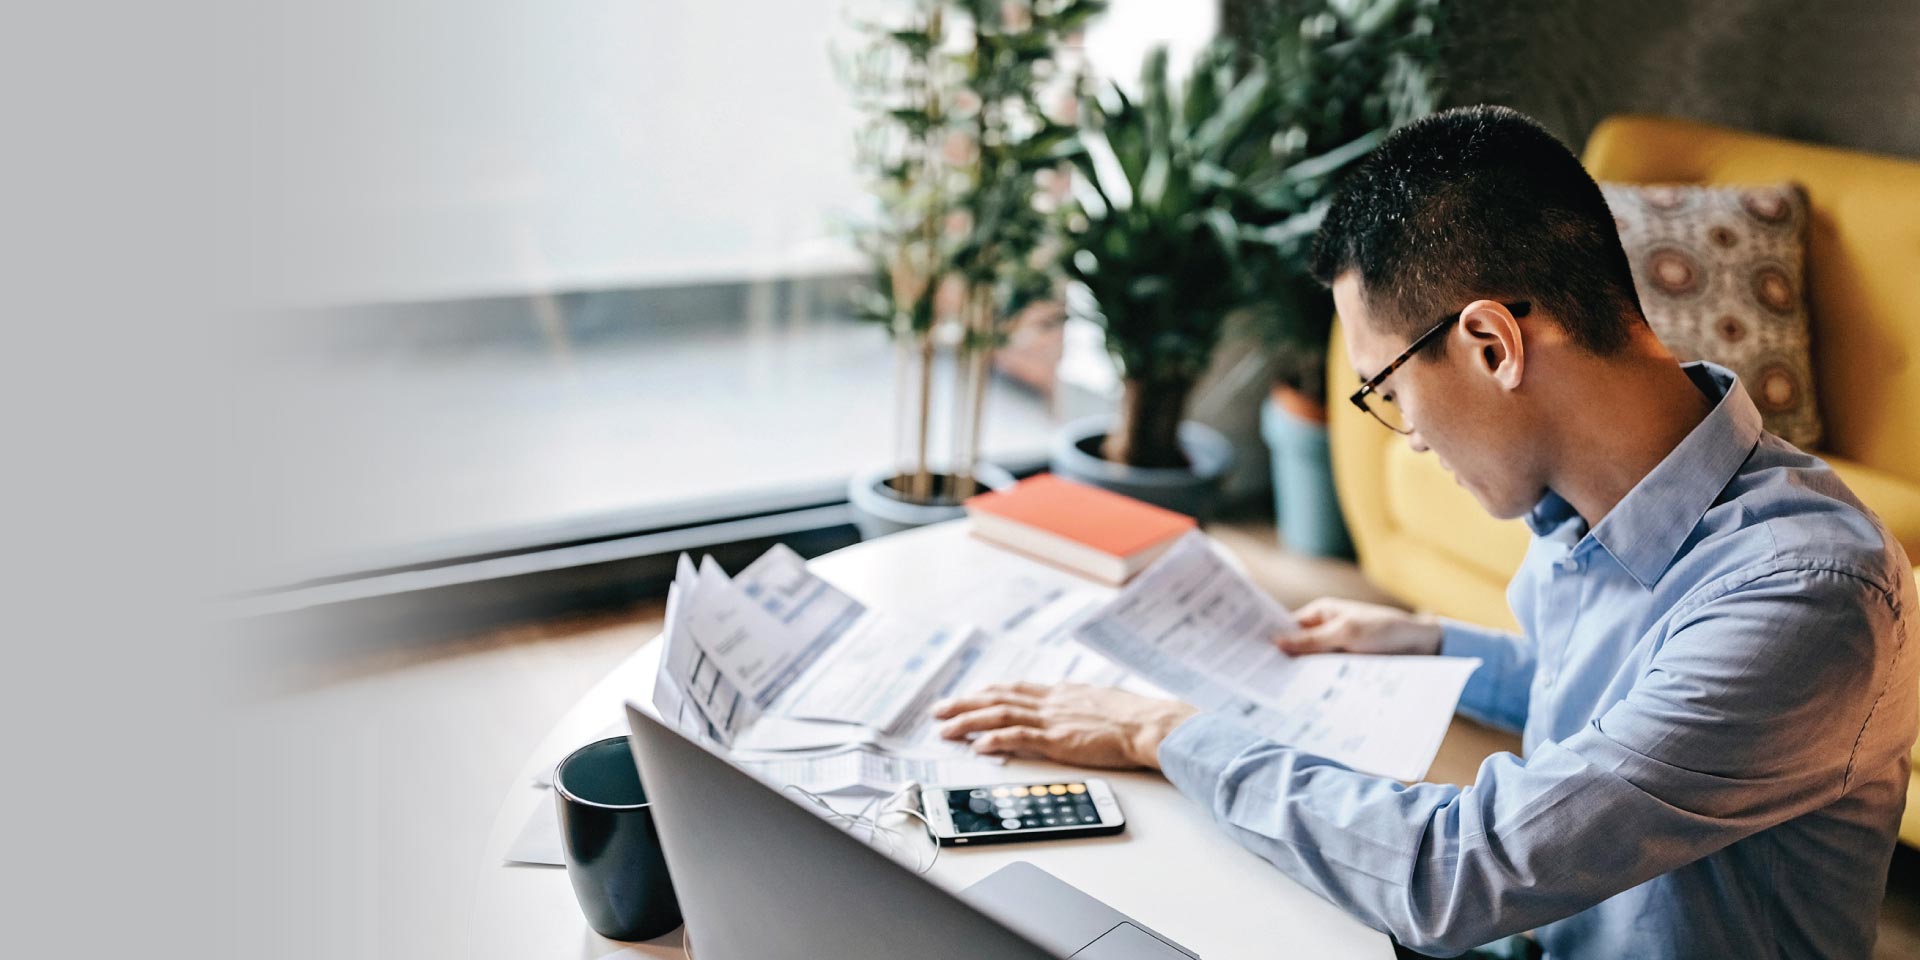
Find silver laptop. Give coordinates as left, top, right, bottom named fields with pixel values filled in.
left=624, top=703, right=1197, bottom=959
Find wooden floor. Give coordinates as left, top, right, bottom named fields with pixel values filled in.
left=267, top=520, right=1920, bottom=958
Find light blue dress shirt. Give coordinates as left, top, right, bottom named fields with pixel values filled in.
left=1159, top=362, right=1917, bottom=958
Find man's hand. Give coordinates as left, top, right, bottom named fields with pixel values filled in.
left=931, top=681, right=1199, bottom=771
left=1279, top=598, right=1443, bottom=656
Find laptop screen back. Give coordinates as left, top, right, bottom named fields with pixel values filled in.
left=624, top=703, right=1063, bottom=960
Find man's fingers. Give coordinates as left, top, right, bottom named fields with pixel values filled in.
left=970, top=726, right=1052, bottom=758
left=937, top=705, right=1043, bottom=740
left=929, top=681, right=1049, bottom=717
left=1293, top=599, right=1331, bottom=627
left=1285, top=605, right=1347, bottom=651
left=1277, top=631, right=1331, bottom=655
left=930, top=689, right=1041, bottom=719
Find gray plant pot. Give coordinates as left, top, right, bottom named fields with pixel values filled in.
left=846, top=463, right=1017, bottom=541
left=1048, top=416, right=1234, bottom=523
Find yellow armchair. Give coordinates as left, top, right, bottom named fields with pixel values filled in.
left=1328, top=114, right=1920, bottom=844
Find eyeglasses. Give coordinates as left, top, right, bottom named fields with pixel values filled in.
left=1348, top=300, right=1531, bottom=434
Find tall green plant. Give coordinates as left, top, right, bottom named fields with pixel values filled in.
left=1058, top=43, right=1278, bottom=468
left=1235, top=0, right=1447, bottom=396
left=843, top=0, right=1102, bottom=502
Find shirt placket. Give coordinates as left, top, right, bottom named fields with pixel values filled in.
left=1540, top=541, right=1586, bottom=695
left=1524, top=531, right=1587, bottom=754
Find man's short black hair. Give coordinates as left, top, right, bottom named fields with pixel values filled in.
left=1310, top=104, right=1642, bottom=357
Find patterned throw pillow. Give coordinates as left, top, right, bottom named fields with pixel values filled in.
left=1600, top=182, right=1822, bottom=449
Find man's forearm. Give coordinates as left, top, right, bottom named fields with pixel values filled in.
left=1437, top=620, right=1534, bottom=733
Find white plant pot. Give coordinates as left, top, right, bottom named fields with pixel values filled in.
left=845, top=463, right=1017, bottom=541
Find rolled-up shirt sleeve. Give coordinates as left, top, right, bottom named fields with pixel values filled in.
left=1437, top=620, right=1534, bottom=734
left=1156, top=567, right=1897, bottom=956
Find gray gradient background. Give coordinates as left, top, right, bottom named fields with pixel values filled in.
left=7, top=2, right=1914, bottom=958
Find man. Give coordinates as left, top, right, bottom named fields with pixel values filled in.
left=933, top=105, right=1917, bottom=958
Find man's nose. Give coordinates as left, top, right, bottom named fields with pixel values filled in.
left=1407, top=430, right=1430, bottom=454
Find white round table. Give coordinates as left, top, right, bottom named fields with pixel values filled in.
left=472, top=520, right=1394, bottom=958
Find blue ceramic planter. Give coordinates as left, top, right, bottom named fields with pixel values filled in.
left=1260, top=397, right=1353, bottom=558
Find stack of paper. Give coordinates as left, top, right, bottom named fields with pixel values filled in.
left=653, top=533, right=1478, bottom=791
left=1072, top=532, right=1480, bottom=781
left=651, top=545, right=1019, bottom=794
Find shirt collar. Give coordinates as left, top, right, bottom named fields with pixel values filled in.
left=1526, top=361, right=1764, bottom=589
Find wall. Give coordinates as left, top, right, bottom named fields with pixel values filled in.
left=1441, top=0, right=1920, bottom=159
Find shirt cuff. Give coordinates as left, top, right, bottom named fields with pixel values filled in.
left=1437, top=618, right=1522, bottom=731
left=1438, top=618, right=1514, bottom=662
left=1156, top=711, right=1276, bottom=806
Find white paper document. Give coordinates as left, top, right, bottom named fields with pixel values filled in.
left=735, top=745, right=1006, bottom=796
left=1074, top=533, right=1479, bottom=781
left=779, top=614, right=976, bottom=733
left=877, top=575, right=1129, bottom=756
left=654, top=556, right=755, bottom=742
left=735, top=543, right=866, bottom=652
left=650, top=545, right=1008, bottom=789
left=684, top=555, right=835, bottom=706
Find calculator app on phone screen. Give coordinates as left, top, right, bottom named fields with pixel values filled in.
left=924, top=779, right=1124, bottom=846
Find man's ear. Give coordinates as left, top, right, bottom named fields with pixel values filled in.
left=1456, top=299, right=1525, bottom=390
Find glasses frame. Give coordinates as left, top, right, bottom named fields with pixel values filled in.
left=1348, top=300, right=1531, bottom=434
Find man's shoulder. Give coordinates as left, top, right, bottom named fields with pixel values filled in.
left=1674, top=437, right=1909, bottom=612
left=1651, top=442, right=1913, bottom=727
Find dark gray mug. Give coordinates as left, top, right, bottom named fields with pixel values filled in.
left=554, top=736, right=683, bottom=941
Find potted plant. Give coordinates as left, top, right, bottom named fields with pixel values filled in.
left=840, top=0, right=1103, bottom=540
left=1234, top=0, right=1446, bottom=555
left=1048, top=42, right=1282, bottom=521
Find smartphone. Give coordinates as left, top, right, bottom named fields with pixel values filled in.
left=921, top=778, right=1125, bottom=846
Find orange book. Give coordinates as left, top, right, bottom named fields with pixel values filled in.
left=963, top=474, right=1197, bottom=585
